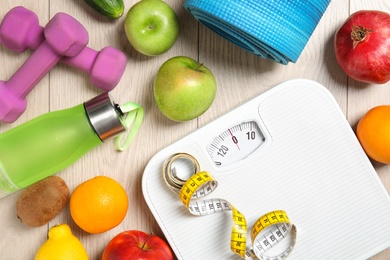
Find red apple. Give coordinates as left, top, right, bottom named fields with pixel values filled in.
left=102, top=230, right=173, bottom=260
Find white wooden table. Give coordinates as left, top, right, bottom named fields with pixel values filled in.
left=1, top=1, right=390, bottom=259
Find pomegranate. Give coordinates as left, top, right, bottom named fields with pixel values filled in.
left=334, top=10, right=390, bottom=84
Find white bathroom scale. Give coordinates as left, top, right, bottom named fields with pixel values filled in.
left=142, top=79, right=390, bottom=259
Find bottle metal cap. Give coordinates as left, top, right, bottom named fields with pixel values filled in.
left=84, top=92, right=125, bottom=141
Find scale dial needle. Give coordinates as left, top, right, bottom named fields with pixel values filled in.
left=228, top=129, right=240, bottom=150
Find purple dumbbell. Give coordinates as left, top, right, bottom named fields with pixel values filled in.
left=0, top=12, right=89, bottom=123
left=0, top=6, right=126, bottom=91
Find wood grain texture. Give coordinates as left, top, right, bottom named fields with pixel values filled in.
left=0, top=0, right=389, bottom=259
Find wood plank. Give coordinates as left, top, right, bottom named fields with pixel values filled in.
left=46, top=0, right=198, bottom=259
left=347, top=2, right=390, bottom=260
left=0, top=2, right=50, bottom=260
left=0, top=0, right=390, bottom=259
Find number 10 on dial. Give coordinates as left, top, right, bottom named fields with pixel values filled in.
left=207, top=121, right=265, bottom=167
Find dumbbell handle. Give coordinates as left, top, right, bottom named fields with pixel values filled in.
left=7, top=41, right=60, bottom=98
left=62, top=46, right=98, bottom=73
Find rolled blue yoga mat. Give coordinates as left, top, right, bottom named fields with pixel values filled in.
left=184, top=0, right=331, bottom=64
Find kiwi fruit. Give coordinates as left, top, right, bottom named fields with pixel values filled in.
left=16, top=176, right=69, bottom=227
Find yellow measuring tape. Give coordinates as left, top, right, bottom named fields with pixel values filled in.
left=162, top=153, right=297, bottom=259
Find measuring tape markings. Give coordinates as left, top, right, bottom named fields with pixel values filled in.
left=251, top=212, right=296, bottom=259
left=163, top=153, right=297, bottom=259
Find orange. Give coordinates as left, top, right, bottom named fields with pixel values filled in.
left=70, top=176, right=128, bottom=234
left=356, top=105, right=390, bottom=164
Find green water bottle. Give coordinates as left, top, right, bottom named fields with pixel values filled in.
left=0, top=92, right=143, bottom=198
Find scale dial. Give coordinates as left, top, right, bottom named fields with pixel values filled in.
left=207, top=121, right=265, bottom=167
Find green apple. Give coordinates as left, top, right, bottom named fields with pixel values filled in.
left=154, top=56, right=217, bottom=121
left=124, top=0, right=180, bottom=56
